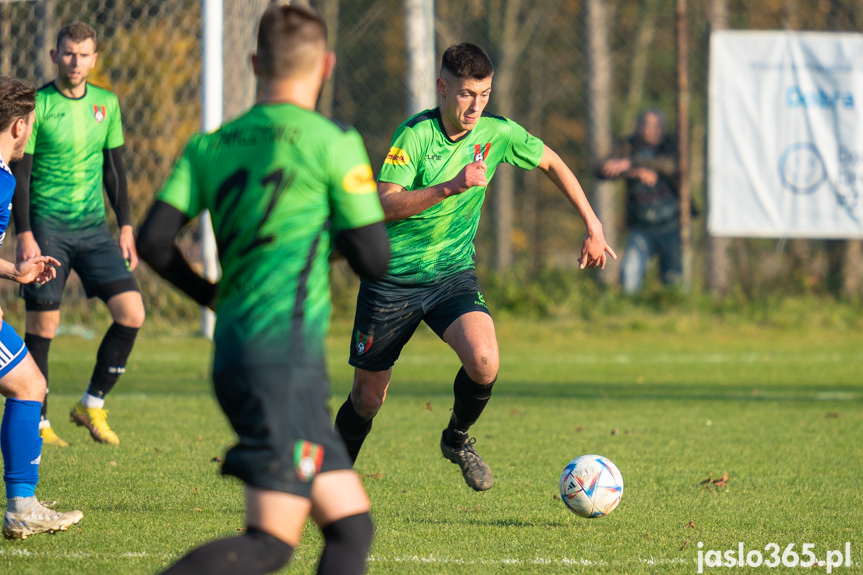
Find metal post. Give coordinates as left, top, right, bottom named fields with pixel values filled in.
left=676, top=0, right=691, bottom=289
left=201, top=0, right=223, bottom=339
left=404, top=0, right=436, bottom=115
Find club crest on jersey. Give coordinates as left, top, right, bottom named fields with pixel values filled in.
left=473, top=143, right=491, bottom=162
left=294, top=440, right=324, bottom=482
left=355, top=330, right=373, bottom=355
left=93, top=105, right=106, bottom=123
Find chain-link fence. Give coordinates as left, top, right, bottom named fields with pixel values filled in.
left=1, top=0, right=861, bottom=326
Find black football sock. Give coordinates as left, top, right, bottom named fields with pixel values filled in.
left=25, top=333, right=52, bottom=420
left=443, top=367, right=495, bottom=446
left=161, top=527, right=293, bottom=575
left=317, top=512, right=374, bottom=575
left=86, top=323, right=139, bottom=399
left=335, top=394, right=374, bottom=464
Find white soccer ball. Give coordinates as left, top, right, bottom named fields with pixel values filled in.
left=559, top=454, right=623, bottom=518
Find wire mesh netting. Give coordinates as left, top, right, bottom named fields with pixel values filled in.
left=1, top=0, right=861, bottom=325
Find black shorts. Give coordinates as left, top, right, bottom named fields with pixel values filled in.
left=349, top=269, right=491, bottom=372
left=20, top=225, right=139, bottom=311
left=213, top=361, right=353, bottom=498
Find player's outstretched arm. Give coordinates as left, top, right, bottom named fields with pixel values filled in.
left=137, top=201, right=217, bottom=309
left=335, top=222, right=390, bottom=281
left=537, top=145, right=617, bottom=270
left=378, top=160, right=487, bottom=222
left=0, top=255, right=60, bottom=285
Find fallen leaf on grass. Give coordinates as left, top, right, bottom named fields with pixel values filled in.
left=680, top=539, right=690, bottom=551
left=700, top=472, right=729, bottom=489
left=195, top=508, right=203, bottom=512
left=685, top=521, right=695, bottom=528
left=575, top=426, right=583, bottom=432
left=425, top=402, right=432, bottom=411
left=824, top=412, right=841, bottom=418
left=109, top=461, right=118, bottom=466
left=360, top=473, right=383, bottom=479
left=210, top=456, right=223, bottom=463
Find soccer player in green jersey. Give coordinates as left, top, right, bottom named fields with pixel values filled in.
left=136, top=5, right=388, bottom=574
left=10, top=22, right=145, bottom=446
left=335, top=42, right=616, bottom=492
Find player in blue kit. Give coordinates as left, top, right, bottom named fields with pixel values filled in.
left=0, top=76, right=83, bottom=540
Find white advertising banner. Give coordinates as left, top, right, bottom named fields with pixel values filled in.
left=709, top=31, right=863, bottom=238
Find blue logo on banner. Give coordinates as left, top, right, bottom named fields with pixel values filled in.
left=778, top=143, right=827, bottom=194
left=786, top=86, right=855, bottom=109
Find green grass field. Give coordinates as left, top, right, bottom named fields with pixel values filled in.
left=1, top=317, right=861, bottom=574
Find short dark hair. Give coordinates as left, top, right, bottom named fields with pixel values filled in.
left=57, top=22, right=98, bottom=51
left=256, top=4, right=327, bottom=79
left=440, top=43, right=494, bottom=80
left=0, top=76, right=36, bottom=133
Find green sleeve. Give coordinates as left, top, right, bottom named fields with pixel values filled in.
left=377, top=124, right=422, bottom=189
left=329, top=130, right=385, bottom=233
left=156, top=138, right=203, bottom=219
left=105, top=95, right=125, bottom=149
left=503, top=119, right=545, bottom=171
left=24, top=92, right=43, bottom=155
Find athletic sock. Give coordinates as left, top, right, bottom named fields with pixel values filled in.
left=161, top=526, right=294, bottom=575
left=1, top=399, right=42, bottom=499
left=334, top=394, right=374, bottom=464
left=317, top=512, right=374, bottom=575
left=80, top=393, right=105, bottom=409
left=24, top=333, right=51, bottom=421
left=6, top=495, right=38, bottom=514
left=443, top=367, right=495, bottom=446
left=86, top=323, right=138, bottom=399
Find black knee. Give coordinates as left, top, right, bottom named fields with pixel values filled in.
left=318, top=512, right=374, bottom=575
left=161, top=526, right=293, bottom=575
left=245, top=527, right=294, bottom=573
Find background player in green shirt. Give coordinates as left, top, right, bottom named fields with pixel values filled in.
left=11, top=22, right=144, bottom=447
left=335, top=43, right=616, bottom=492
left=136, top=6, right=389, bottom=574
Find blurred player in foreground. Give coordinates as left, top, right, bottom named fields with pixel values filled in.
left=335, top=42, right=615, bottom=492
left=11, top=22, right=144, bottom=446
left=0, top=76, right=83, bottom=540
left=137, top=5, right=389, bottom=574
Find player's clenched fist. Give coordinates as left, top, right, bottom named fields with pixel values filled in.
left=453, top=160, right=488, bottom=194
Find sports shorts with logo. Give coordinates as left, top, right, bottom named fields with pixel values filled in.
left=20, top=224, right=139, bottom=311
left=349, top=269, right=491, bottom=372
left=0, top=321, right=27, bottom=378
left=212, top=361, right=353, bottom=498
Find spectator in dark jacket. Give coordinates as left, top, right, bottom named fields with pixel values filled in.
left=598, top=109, right=682, bottom=294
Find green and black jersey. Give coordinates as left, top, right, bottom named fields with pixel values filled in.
left=378, top=108, right=545, bottom=285
left=25, top=82, right=124, bottom=230
left=157, top=104, right=384, bottom=367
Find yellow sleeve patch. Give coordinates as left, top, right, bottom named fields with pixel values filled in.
left=384, top=147, right=411, bottom=166
left=342, top=164, right=376, bottom=194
